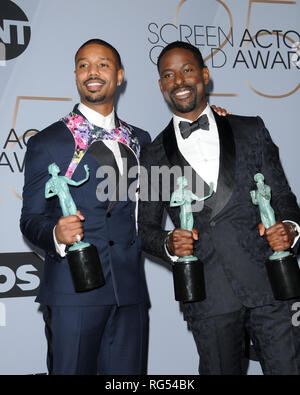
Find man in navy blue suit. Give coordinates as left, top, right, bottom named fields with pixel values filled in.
left=20, top=39, right=151, bottom=375
left=139, top=41, right=300, bottom=374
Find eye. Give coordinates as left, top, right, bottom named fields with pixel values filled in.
left=79, top=63, right=88, bottom=68
left=183, top=67, right=193, bottom=73
left=163, top=72, right=174, bottom=79
left=99, top=63, right=108, bottom=68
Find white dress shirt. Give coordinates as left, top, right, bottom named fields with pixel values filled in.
left=173, top=104, right=219, bottom=192
left=54, top=103, right=124, bottom=257
left=78, top=103, right=124, bottom=175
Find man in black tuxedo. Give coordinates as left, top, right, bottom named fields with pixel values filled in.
left=139, top=41, right=300, bottom=374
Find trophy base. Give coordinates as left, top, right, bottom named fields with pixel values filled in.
left=67, top=244, right=105, bottom=292
left=172, top=259, right=206, bottom=303
left=265, top=254, right=300, bottom=300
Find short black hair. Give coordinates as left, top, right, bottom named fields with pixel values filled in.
left=157, top=41, right=205, bottom=72
left=75, top=38, right=122, bottom=68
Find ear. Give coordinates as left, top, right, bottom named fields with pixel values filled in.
left=117, top=68, right=125, bottom=86
left=203, top=67, right=210, bottom=86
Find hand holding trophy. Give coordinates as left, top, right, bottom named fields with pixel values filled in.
left=45, top=163, right=105, bottom=292
left=170, top=176, right=214, bottom=302
left=251, top=173, right=300, bottom=300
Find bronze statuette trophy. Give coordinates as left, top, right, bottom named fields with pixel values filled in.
left=45, top=163, right=105, bottom=292
left=251, top=173, right=300, bottom=300
left=170, top=176, right=214, bottom=302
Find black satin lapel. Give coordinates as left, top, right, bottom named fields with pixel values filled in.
left=162, top=120, right=185, bottom=168
left=211, top=112, right=236, bottom=218
left=162, top=120, right=215, bottom=210
left=87, top=141, right=120, bottom=205
left=119, top=142, right=138, bottom=171
left=87, top=140, right=119, bottom=174
left=107, top=143, right=138, bottom=213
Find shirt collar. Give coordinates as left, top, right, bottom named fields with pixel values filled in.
left=78, top=102, right=115, bottom=130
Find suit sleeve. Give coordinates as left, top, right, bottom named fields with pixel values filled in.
left=258, top=116, right=300, bottom=253
left=20, top=134, right=58, bottom=255
left=138, top=147, right=171, bottom=262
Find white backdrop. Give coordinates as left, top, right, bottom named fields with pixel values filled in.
left=0, top=0, right=299, bottom=375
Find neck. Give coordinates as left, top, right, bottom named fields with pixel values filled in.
left=174, top=101, right=208, bottom=122
left=81, top=99, right=114, bottom=117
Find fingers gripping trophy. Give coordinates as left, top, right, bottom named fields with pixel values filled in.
left=45, top=163, right=105, bottom=292
left=251, top=173, right=300, bottom=300
left=170, top=176, right=214, bottom=302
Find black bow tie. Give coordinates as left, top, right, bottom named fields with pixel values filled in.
left=179, top=114, right=209, bottom=139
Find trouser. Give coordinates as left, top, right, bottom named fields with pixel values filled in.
left=43, top=303, right=149, bottom=375
left=187, top=300, right=300, bottom=375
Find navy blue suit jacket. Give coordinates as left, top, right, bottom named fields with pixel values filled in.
left=20, top=105, right=151, bottom=307
left=139, top=110, right=300, bottom=319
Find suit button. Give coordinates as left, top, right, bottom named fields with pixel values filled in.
left=106, top=212, right=111, bottom=218
left=130, top=240, right=135, bottom=245
left=109, top=240, right=114, bottom=246
left=210, top=221, right=216, bottom=227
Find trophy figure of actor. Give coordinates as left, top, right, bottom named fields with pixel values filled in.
left=170, top=176, right=214, bottom=301
left=251, top=173, right=300, bottom=299
left=45, top=162, right=105, bottom=292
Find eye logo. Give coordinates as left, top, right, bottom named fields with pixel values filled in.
left=0, top=0, right=31, bottom=61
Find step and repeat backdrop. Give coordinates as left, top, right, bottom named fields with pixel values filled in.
left=0, top=0, right=299, bottom=375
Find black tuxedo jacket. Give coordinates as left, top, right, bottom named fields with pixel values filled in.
left=138, top=110, right=300, bottom=319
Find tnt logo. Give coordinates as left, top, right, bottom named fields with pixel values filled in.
left=0, top=0, right=31, bottom=62
left=291, top=42, right=300, bottom=68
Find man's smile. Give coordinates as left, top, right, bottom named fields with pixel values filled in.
left=84, top=79, right=105, bottom=92
left=171, top=86, right=194, bottom=100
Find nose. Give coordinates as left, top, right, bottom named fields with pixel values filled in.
left=174, top=71, right=184, bottom=86
left=88, top=63, right=100, bottom=77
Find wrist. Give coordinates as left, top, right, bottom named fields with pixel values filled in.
left=165, top=232, right=174, bottom=256
left=284, top=221, right=299, bottom=240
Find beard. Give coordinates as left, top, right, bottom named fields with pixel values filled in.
left=79, top=77, right=107, bottom=104
left=169, top=85, right=197, bottom=114
left=84, top=94, right=106, bottom=104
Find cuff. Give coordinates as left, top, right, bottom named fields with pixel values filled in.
left=164, top=230, right=178, bottom=263
left=53, top=226, right=66, bottom=257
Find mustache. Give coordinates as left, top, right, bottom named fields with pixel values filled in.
left=84, top=77, right=106, bottom=85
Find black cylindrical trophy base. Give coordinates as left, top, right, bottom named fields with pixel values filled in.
left=265, top=254, right=300, bottom=300
left=172, top=259, right=206, bottom=302
left=67, top=244, right=105, bottom=292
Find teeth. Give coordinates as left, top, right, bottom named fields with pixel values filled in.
left=87, top=82, right=103, bottom=87
left=175, top=90, right=190, bottom=96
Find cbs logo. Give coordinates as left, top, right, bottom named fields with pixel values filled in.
left=0, top=264, right=40, bottom=294
left=292, top=302, right=300, bottom=327
left=0, top=253, right=43, bottom=298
